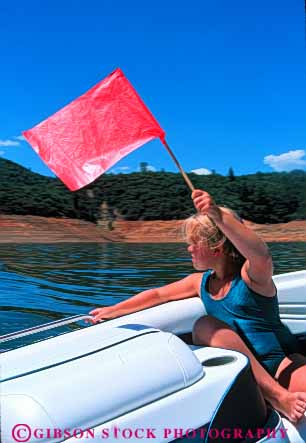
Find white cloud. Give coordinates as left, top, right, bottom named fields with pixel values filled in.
left=117, top=166, right=130, bottom=171
left=109, top=166, right=131, bottom=174
left=0, top=139, right=20, bottom=147
left=191, top=167, right=212, bottom=175
left=14, top=135, right=26, bottom=141
left=264, top=150, right=306, bottom=172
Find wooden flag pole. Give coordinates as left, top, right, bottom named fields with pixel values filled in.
left=161, top=139, right=195, bottom=192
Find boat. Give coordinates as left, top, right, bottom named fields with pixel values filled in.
left=1, top=270, right=306, bottom=443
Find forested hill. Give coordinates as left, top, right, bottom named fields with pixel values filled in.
left=0, top=158, right=305, bottom=224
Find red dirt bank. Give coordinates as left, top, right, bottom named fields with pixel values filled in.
left=0, top=215, right=305, bottom=243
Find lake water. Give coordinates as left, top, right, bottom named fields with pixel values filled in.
left=0, top=242, right=305, bottom=351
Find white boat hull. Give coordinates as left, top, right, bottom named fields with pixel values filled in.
left=1, top=270, right=306, bottom=443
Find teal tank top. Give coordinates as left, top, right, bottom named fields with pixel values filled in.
left=200, top=270, right=301, bottom=376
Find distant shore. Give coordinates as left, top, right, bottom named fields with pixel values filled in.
left=0, top=215, right=305, bottom=243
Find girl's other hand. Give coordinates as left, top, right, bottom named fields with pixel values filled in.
left=87, top=307, right=114, bottom=324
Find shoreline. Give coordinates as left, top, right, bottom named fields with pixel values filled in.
left=0, top=215, right=305, bottom=243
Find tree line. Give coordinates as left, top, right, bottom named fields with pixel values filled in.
left=0, top=158, right=305, bottom=224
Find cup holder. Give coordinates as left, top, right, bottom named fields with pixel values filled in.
left=202, top=355, right=237, bottom=367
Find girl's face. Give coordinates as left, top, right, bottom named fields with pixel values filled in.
left=187, top=241, right=218, bottom=270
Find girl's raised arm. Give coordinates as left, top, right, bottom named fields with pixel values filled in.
left=192, top=189, right=274, bottom=289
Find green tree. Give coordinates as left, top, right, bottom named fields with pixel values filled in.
left=228, top=167, right=235, bottom=181
left=139, top=162, right=149, bottom=173
left=0, top=158, right=305, bottom=223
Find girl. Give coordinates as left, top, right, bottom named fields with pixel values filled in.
left=89, top=189, right=306, bottom=423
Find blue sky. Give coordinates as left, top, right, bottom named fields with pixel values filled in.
left=1, top=0, right=305, bottom=179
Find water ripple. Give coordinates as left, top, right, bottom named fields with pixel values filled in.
left=0, top=242, right=305, bottom=351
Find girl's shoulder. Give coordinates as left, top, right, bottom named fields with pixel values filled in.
left=195, top=270, right=212, bottom=296
left=187, top=272, right=206, bottom=297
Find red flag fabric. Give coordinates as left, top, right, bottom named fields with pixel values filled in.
left=23, top=68, right=165, bottom=191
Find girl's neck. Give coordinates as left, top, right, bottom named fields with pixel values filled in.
left=211, top=262, right=240, bottom=281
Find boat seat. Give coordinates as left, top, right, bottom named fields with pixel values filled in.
left=1, top=325, right=205, bottom=436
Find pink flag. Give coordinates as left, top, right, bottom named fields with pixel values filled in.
left=23, top=68, right=165, bottom=191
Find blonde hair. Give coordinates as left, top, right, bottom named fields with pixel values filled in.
left=182, top=207, right=245, bottom=264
